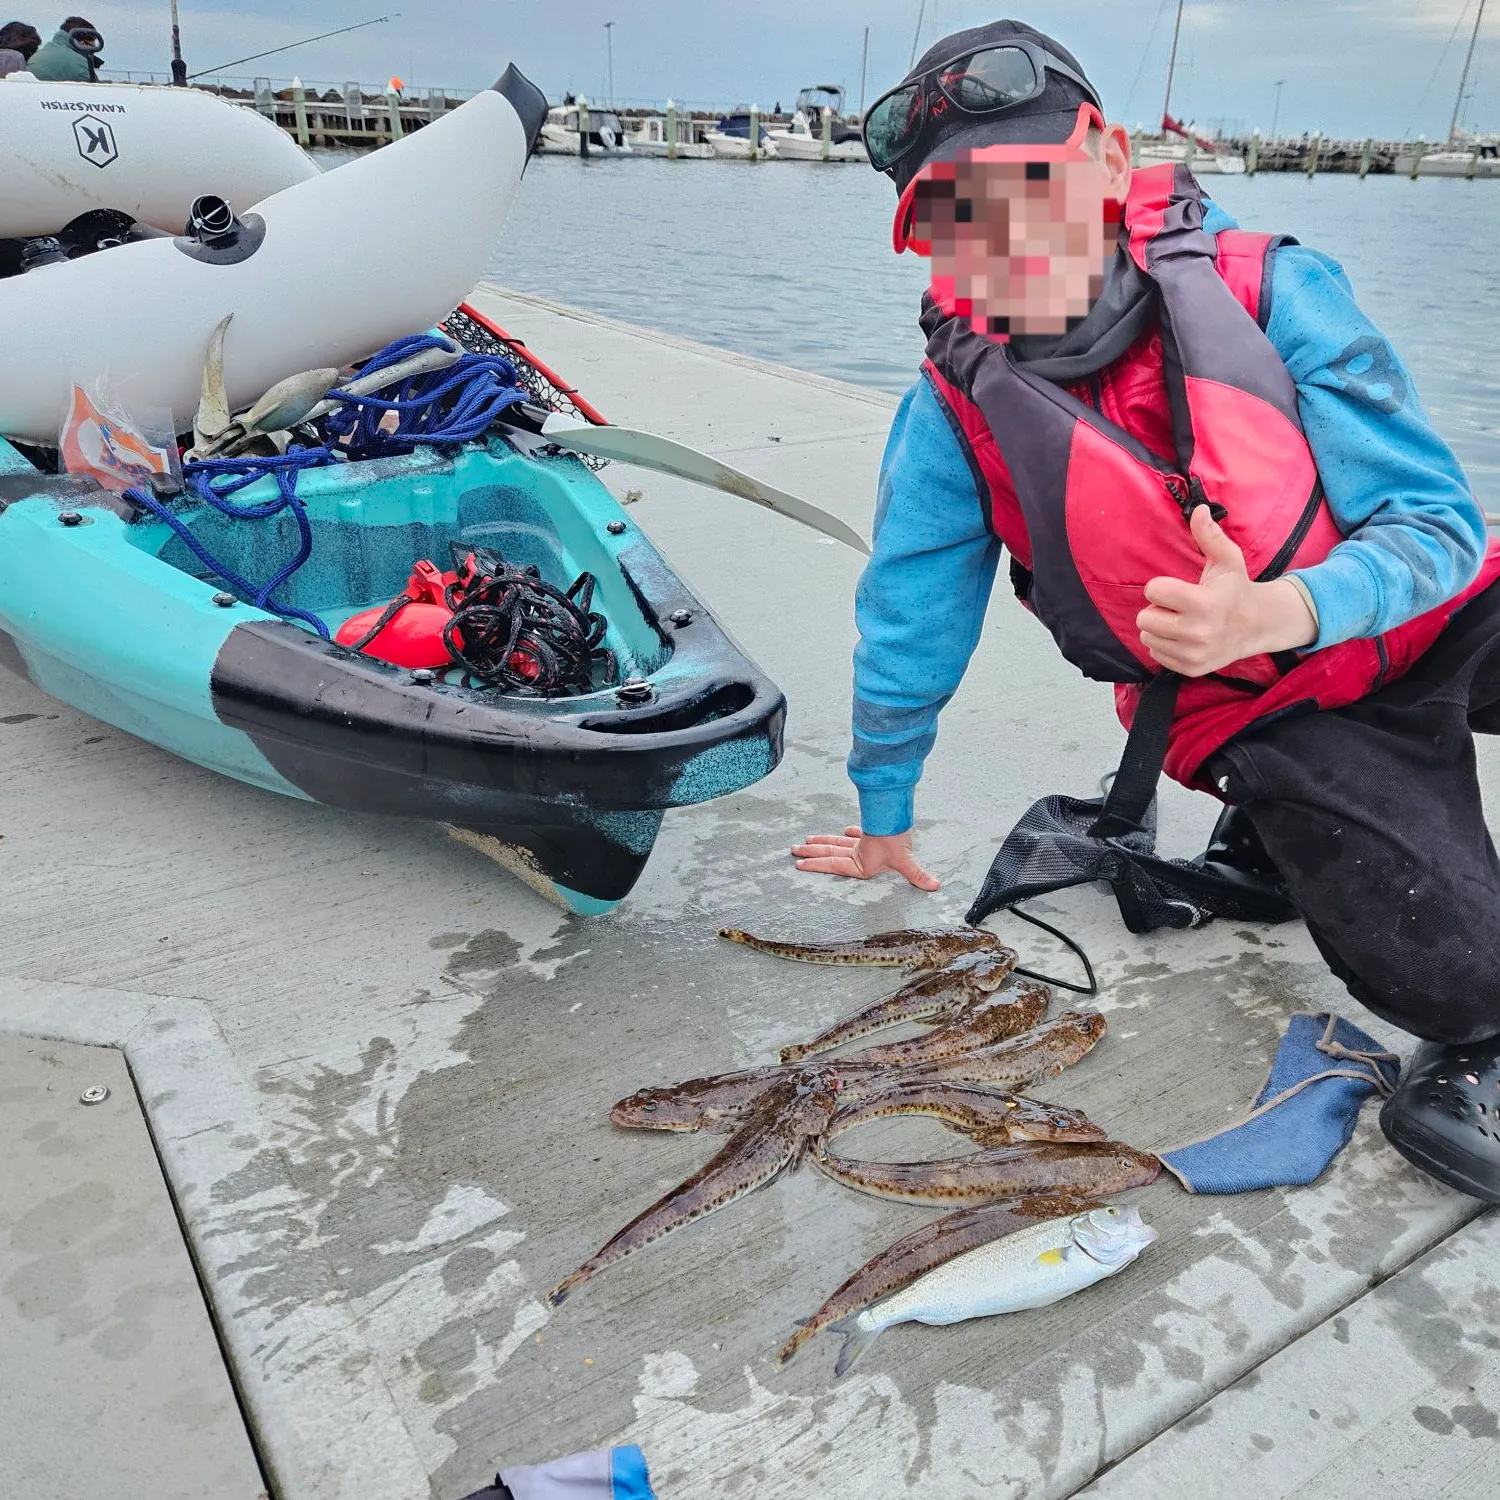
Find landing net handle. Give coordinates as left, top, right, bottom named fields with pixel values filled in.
left=444, top=303, right=609, bottom=427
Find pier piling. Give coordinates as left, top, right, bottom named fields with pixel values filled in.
left=821, top=105, right=832, bottom=161
left=290, top=77, right=310, bottom=149
left=1247, top=129, right=1260, bottom=176
left=666, top=98, right=678, bottom=160
left=1358, top=137, right=1373, bottom=179
left=579, top=96, right=590, bottom=158
left=749, top=103, right=760, bottom=162
left=1305, top=132, right=1322, bottom=177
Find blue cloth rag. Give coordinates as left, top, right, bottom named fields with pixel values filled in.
left=1159, top=1012, right=1401, bottom=1193
left=466, top=1444, right=655, bottom=1500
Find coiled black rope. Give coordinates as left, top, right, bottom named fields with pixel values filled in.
left=442, top=545, right=616, bottom=695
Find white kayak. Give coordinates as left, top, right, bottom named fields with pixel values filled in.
left=0, top=77, right=319, bottom=237
left=0, top=66, right=547, bottom=445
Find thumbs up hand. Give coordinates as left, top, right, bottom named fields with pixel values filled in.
left=1137, top=505, right=1318, bottom=677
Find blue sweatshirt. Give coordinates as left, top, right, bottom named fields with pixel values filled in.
left=850, top=212, right=1489, bottom=837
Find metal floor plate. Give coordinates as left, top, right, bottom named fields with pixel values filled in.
left=0, top=1034, right=267, bottom=1500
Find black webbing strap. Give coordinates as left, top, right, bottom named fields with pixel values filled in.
left=1087, top=670, right=1181, bottom=840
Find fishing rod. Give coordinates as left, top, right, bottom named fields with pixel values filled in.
left=187, top=13, right=398, bottom=80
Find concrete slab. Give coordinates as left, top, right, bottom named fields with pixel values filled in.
left=1079, top=1208, right=1500, bottom=1499
left=0, top=1033, right=265, bottom=1500
left=1, top=288, right=1494, bottom=1499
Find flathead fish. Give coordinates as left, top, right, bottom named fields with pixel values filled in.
left=812, top=1139, right=1161, bottom=1206
left=779, top=1193, right=1102, bottom=1366
left=719, top=926, right=1004, bottom=969
left=819, top=1205, right=1158, bottom=1376
left=779, top=948, right=1018, bottom=1063
left=840, top=979, right=1051, bottom=1068
left=608, top=1012, right=1106, bottom=1135
left=551, top=1071, right=839, bottom=1305
left=823, top=1081, right=1105, bottom=1148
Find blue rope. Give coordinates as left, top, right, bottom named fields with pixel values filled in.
left=123, top=333, right=529, bottom=636
left=128, top=447, right=339, bottom=637
left=322, top=333, right=529, bottom=456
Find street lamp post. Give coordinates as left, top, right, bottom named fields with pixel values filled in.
left=604, top=21, right=615, bottom=108
left=1271, top=79, right=1284, bottom=141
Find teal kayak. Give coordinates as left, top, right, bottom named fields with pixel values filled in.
left=0, top=423, right=785, bottom=915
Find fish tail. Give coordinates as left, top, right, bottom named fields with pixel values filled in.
left=830, top=1314, right=880, bottom=1378
left=547, top=1268, right=587, bottom=1306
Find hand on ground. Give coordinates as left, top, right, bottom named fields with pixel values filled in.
left=790, top=826, right=940, bottom=891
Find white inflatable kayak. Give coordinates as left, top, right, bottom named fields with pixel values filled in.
left=0, top=77, right=319, bottom=237
left=0, top=67, right=547, bottom=445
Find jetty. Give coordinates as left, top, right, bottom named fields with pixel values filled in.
left=3, top=287, right=1496, bottom=1500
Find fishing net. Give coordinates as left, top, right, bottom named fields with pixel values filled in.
left=967, top=674, right=1298, bottom=935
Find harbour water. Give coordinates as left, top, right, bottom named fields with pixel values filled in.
left=480, top=155, right=1500, bottom=497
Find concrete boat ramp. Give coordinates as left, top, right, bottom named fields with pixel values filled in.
left=2, top=284, right=1496, bottom=1500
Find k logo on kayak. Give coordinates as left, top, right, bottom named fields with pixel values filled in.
left=73, top=115, right=118, bottom=169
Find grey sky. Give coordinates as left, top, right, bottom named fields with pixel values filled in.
left=79, top=2, right=1494, bottom=140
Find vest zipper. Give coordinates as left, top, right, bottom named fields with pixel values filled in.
left=1254, top=479, right=1325, bottom=582
left=1165, top=474, right=1228, bottom=524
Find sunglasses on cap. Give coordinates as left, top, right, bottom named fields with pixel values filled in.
left=892, top=103, right=1110, bottom=254
left=863, top=40, right=1103, bottom=176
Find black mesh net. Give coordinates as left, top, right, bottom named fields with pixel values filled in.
left=966, top=675, right=1298, bottom=935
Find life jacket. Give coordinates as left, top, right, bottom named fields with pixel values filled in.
left=922, top=162, right=1500, bottom=790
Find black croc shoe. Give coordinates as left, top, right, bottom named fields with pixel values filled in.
left=1380, top=1037, right=1500, bottom=1202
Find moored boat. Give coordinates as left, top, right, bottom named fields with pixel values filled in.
left=764, top=86, right=869, bottom=163
left=536, top=100, right=634, bottom=155
left=705, top=110, right=777, bottom=159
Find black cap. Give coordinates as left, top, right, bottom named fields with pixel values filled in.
left=885, top=19, right=1102, bottom=194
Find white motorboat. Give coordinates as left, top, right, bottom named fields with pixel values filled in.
left=764, top=85, right=868, bottom=163
left=0, top=75, right=318, bottom=236
left=1394, top=143, right=1500, bottom=178
left=536, top=99, right=632, bottom=156
left=626, top=109, right=712, bottom=158
left=705, top=110, right=777, bottom=160
left=0, top=66, right=547, bottom=443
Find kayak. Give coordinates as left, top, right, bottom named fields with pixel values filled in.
left=0, top=76, right=319, bottom=237
left=0, top=378, right=786, bottom=913
left=0, top=66, right=547, bottom=445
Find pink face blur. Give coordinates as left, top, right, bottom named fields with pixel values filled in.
left=919, top=155, right=1115, bottom=338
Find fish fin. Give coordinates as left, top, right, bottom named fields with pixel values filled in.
left=830, top=1314, right=880, bottom=1378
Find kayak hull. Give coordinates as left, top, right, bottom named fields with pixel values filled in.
left=0, top=438, right=785, bottom=913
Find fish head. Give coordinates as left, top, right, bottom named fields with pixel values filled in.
left=1050, top=1010, right=1108, bottom=1061
left=1071, top=1204, right=1159, bottom=1265
left=610, top=1088, right=715, bottom=1131
left=1008, top=1099, right=1107, bottom=1143
left=954, top=946, right=1019, bottom=990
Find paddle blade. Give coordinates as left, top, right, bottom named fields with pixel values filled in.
left=540, top=416, right=872, bottom=556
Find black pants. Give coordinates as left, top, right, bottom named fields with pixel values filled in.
left=1209, top=581, right=1500, bottom=1047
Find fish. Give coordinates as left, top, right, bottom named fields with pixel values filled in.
left=610, top=1061, right=882, bottom=1133
left=822, top=1081, right=1106, bottom=1148
left=550, top=1071, right=840, bottom=1305
left=719, top=926, right=1005, bottom=969
left=839, top=979, right=1051, bottom=1068
left=811, top=1139, right=1162, bottom=1206
left=608, top=1012, right=1107, bottom=1135
left=778, top=948, right=1019, bottom=1063
left=819, top=1205, right=1159, bottom=1377
left=778, top=1193, right=1103, bottom=1366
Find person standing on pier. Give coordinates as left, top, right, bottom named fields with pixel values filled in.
left=793, top=18, right=1500, bottom=1201
left=27, top=14, right=102, bottom=80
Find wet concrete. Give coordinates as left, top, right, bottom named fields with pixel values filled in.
left=0, top=284, right=1493, bottom=1498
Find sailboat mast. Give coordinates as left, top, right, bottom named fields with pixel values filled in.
left=1162, top=0, right=1185, bottom=127
left=909, top=0, right=927, bottom=70
left=859, top=25, right=870, bottom=115
left=1449, top=0, right=1489, bottom=143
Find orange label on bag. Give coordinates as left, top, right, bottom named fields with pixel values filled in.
left=59, top=385, right=177, bottom=494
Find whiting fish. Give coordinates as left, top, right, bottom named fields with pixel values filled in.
left=815, top=1204, right=1158, bottom=1377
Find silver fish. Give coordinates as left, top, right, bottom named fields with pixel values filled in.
left=824, top=1205, right=1158, bottom=1376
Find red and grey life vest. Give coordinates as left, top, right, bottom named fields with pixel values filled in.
left=922, top=162, right=1500, bottom=789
